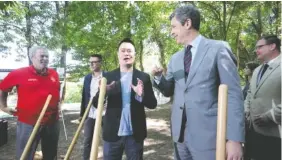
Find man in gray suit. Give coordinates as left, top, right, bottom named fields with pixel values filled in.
left=152, top=5, right=244, bottom=160
left=244, top=35, right=281, bottom=160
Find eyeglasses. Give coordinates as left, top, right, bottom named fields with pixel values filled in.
left=255, top=44, right=269, bottom=50
left=89, top=61, right=101, bottom=65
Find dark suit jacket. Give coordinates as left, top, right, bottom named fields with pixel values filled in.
left=93, top=68, right=157, bottom=142
left=80, top=72, right=105, bottom=117
left=242, top=82, right=250, bottom=100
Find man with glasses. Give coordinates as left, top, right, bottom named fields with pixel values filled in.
left=80, top=54, right=106, bottom=160
left=245, top=35, right=281, bottom=160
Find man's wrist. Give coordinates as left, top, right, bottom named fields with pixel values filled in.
left=135, top=94, right=143, bottom=102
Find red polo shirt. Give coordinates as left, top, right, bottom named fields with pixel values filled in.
left=0, top=66, right=60, bottom=125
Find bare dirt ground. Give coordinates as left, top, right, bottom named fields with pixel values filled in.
left=0, top=103, right=173, bottom=160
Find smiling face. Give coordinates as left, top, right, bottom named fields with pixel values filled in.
left=118, top=42, right=136, bottom=68
left=170, top=16, right=190, bottom=45
left=31, top=49, right=49, bottom=70
left=255, top=39, right=277, bottom=62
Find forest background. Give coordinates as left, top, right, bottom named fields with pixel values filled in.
left=0, top=1, right=281, bottom=102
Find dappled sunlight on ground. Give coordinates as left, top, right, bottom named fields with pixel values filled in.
left=0, top=98, right=174, bottom=159
left=144, top=138, right=166, bottom=147
left=146, top=118, right=171, bottom=137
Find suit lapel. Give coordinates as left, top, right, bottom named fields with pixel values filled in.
left=86, top=74, right=92, bottom=97
left=174, top=50, right=186, bottom=87
left=251, top=66, right=261, bottom=94
left=112, top=68, right=122, bottom=99
left=255, top=57, right=281, bottom=94
left=113, top=68, right=121, bottom=83
left=185, top=37, right=209, bottom=88
left=131, top=69, right=138, bottom=100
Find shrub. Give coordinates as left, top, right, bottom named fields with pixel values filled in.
left=64, top=82, right=83, bottom=103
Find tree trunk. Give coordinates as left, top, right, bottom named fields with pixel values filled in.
left=139, top=40, right=144, bottom=71
left=60, top=1, right=69, bottom=78
left=126, top=2, right=132, bottom=38
left=225, top=2, right=237, bottom=40
left=154, top=37, right=166, bottom=71
left=274, top=1, right=280, bottom=35
left=257, top=6, right=262, bottom=38
left=250, top=5, right=262, bottom=39
left=55, top=1, right=68, bottom=77
left=222, top=1, right=227, bottom=40
left=258, top=6, right=262, bottom=38
left=235, top=26, right=241, bottom=70
left=24, top=1, right=32, bottom=65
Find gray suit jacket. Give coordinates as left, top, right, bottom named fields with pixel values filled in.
left=245, top=55, right=281, bottom=138
left=154, top=36, right=245, bottom=151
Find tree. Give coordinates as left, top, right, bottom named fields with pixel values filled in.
left=0, top=2, right=55, bottom=64
left=1, top=1, right=280, bottom=82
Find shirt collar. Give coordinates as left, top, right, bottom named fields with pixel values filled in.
left=29, top=65, right=49, bottom=76
left=267, top=55, right=280, bottom=65
left=185, top=34, right=202, bottom=50
left=92, top=72, right=103, bottom=79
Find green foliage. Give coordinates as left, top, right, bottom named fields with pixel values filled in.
left=0, top=1, right=55, bottom=62
left=64, top=82, right=82, bottom=103
left=1, top=1, right=281, bottom=80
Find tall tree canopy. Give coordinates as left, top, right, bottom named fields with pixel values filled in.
left=0, top=1, right=280, bottom=81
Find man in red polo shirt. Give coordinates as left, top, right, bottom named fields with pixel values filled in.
left=0, top=46, right=60, bottom=160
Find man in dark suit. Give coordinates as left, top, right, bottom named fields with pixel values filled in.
left=80, top=54, right=105, bottom=160
left=93, top=38, right=157, bottom=160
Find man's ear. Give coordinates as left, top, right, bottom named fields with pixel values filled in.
left=185, top=19, right=192, bottom=30
left=270, top=43, right=276, bottom=51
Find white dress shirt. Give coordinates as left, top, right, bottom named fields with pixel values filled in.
left=88, top=72, right=106, bottom=119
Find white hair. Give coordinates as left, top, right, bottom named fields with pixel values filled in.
left=28, top=46, right=48, bottom=59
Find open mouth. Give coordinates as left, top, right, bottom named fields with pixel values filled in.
left=40, top=61, right=48, bottom=66
left=124, top=57, right=131, bottom=61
